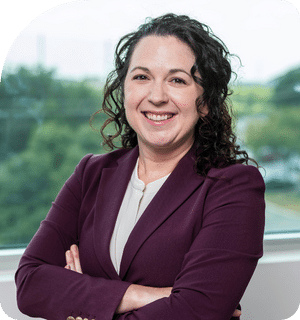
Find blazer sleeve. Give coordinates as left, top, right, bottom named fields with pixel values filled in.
left=115, top=164, right=265, bottom=320
left=15, top=154, right=131, bottom=320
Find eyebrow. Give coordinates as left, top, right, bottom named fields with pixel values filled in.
left=129, top=66, right=192, bottom=77
left=129, top=66, right=150, bottom=74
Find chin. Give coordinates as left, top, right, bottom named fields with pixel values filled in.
left=142, top=139, right=171, bottom=149
left=150, top=141, right=183, bottom=153
left=149, top=142, right=171, bottom=148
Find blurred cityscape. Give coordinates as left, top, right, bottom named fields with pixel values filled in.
left=0, top=58, right=300, bottom=245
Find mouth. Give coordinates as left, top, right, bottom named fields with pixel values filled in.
left=142, top=112, right=175, bottom=122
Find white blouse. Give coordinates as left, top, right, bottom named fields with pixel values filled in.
left=109, top=158, right=170, bottom=274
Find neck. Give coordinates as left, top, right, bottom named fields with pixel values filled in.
left=137, top=141, right=193, bottom=185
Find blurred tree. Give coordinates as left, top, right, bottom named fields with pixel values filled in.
left=0, top=65, right=107, bottom=245
left=230, top=84, right=274, bottom=116
left=0, top=65, right=104, bottom=160
left=245, top=107, right=300, bottom=161
left=272, top=66, right=300, bottom=107
left=0, top=121, right=104, bottom=245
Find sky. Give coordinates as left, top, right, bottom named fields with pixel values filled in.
left=0, top=0, right=300, bottom=84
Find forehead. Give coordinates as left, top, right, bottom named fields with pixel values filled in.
left=129, top=35, right=196, bottom=68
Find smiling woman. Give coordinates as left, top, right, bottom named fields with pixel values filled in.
left=15, top=13, right=265, bottom=320
left=124, top=36, right=205, bottom=162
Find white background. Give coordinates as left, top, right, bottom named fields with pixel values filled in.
left=1, top=0, right=300, bottom=83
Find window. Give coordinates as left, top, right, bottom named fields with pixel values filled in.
left=0, top=0, right=300, bottom=249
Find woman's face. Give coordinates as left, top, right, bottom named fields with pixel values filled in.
left=124, top=35, right=207, bottom=153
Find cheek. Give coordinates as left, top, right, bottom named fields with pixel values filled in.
left=124, top=103, right=134, bottom=125
left=123, top=91, right=135, bottom=116
left=124, top=87, right=144, bottom=110
left=171, top=88, right=200, bottom=109
left=123, top=81, right=133, bottom=107
left=124, top=108, right=135, bottom=132
left=175, top=98, right=199, bottom=117
left=124, top=99, right=138, bottom=130
left=183, top=103, right=201, bottom=126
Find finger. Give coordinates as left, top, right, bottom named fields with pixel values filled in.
left=65, top=250, right=75, bottom=271
left=233, top=309, right=242, bottom=317
left=71, top=244, right=82, bottom=274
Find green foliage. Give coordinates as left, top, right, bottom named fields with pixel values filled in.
left=0, top=121, right=104, bottom=245
left=0, top=65, right=104, bottom=158
left=1, top=64, right=300, bottom=245
left=231, top=67, right=300, bottom=162
left=272, top=66, right=300, bottom=107
left=245, top=107, right=300, bottom=160
left=0, top=65, right=106, bottom=246
left=230, top=84, right=274, bottom=116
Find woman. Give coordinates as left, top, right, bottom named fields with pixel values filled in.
left=15, top=14, right=265, bottom=320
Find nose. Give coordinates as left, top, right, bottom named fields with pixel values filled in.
left=148, top=81, right=169, bottom=106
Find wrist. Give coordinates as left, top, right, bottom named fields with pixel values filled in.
left=116, top=284, right=172, bottom=314
left=131, top=285, right=172, bottom=309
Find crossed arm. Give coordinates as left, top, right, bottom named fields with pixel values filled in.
left=65, top=244, right=242, bottom=317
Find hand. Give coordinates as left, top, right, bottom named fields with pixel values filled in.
left=116, top=284, right=172, bottom=314
left=116, top=284, right=242, bottom=317
left=64, top=245, right=242, bottom=318
left=64, top=244, right=82, bottom=274
left=233, top=309, right=242, bottom=317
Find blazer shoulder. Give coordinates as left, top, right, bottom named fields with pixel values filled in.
left=71, top=148, right=134, bottom=186
left=80, top=148, right=132, bottom=169
left=207, top=163, right=265, bottom=189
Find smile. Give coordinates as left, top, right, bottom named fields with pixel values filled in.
left=143, top=112, right=175, bottom=122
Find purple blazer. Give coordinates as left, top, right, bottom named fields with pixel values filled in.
left=15, top=146, right=265, bottom=320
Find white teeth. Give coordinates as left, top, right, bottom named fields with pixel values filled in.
left=144, top=113, right=173, bottom=121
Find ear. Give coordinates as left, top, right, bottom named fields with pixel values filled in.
left=200, top=104, right=209, bottom=116
left=197, top=103, right=209, bottom=118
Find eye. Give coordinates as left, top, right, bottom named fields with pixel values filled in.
left=171, top=78, right=186, bottom=85
left=133, top=74, right=149, bottom=81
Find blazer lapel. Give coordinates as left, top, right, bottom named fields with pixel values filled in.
left=119, top=147, right=205, bottom=279
left=93, top=147, right=139, bottom=279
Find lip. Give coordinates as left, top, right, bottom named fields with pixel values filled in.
left=142, top=111, right=176, bottom=115
left=142, top=111, right=176, bottom=126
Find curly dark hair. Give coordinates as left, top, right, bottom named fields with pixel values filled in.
left=98, top=13, right=254, bottom=176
